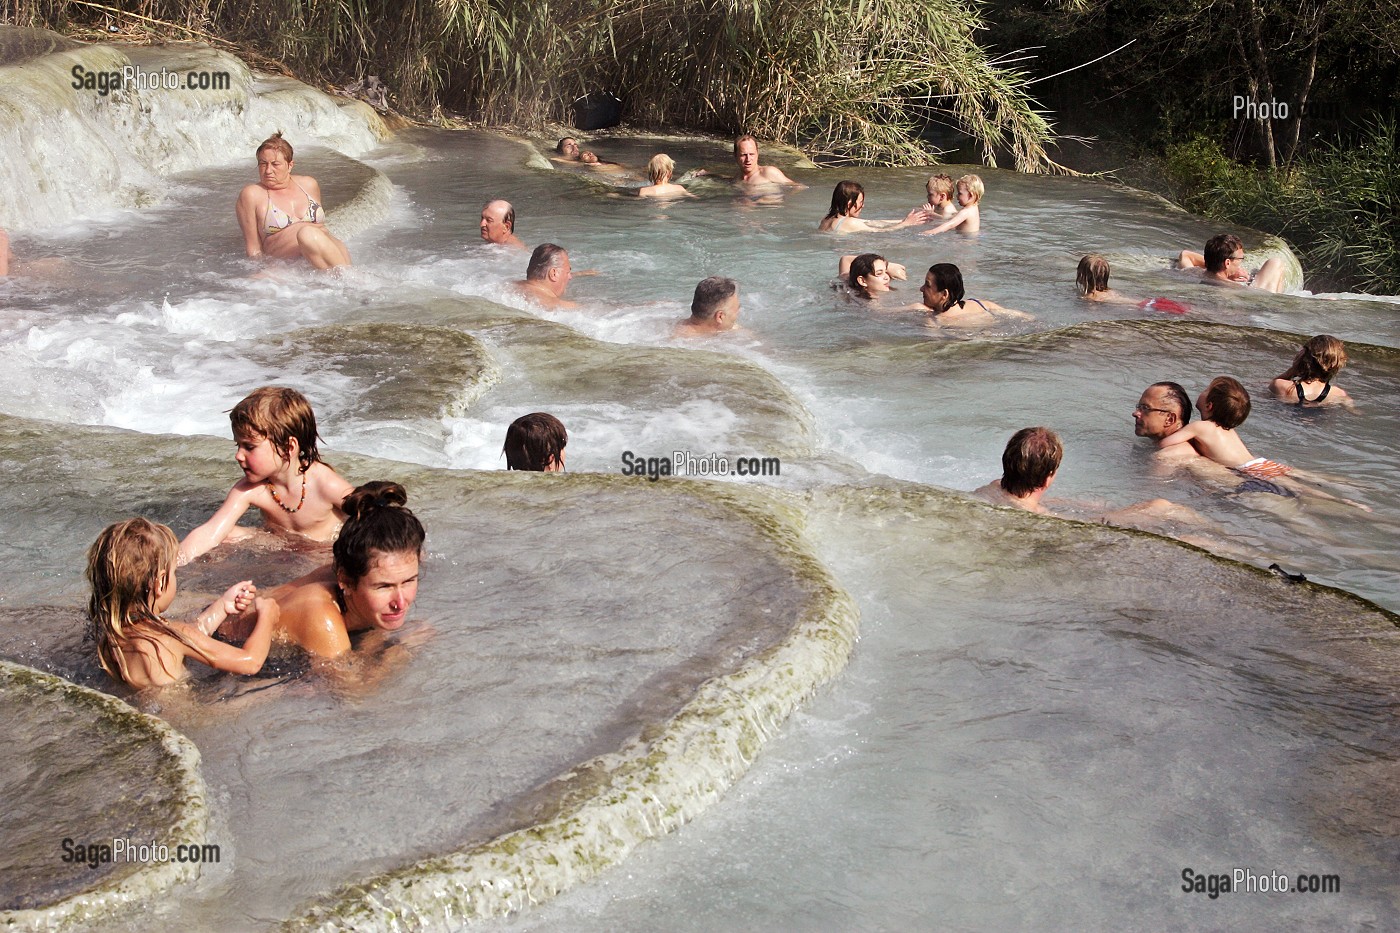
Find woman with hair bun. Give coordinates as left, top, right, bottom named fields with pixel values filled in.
left=261, top=481, right=425, bottom=657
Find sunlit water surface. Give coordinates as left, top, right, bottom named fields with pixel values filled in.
left=2, top=31, right=1399, bottom=932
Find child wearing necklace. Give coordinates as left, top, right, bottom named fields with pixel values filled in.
left=178, top=386, right=354, bottom=565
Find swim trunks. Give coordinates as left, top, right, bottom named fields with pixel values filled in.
left=1234, top=477, right=1296, bottom=497
left=1235, top=457, right=1292, bottom=480
left=264, top=183, right=321, bottom=237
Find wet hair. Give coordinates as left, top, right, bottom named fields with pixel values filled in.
left=256, top=131, right=294, bottom=162
left=556, top=137, right=578, bottom=154
left=526, top=243, right=567, bottom=281
left=333, top=482, right=425, bottom=584
left=956, top=174, right=985, bottom=203
left=230, top=386, right=323, bottom=471
left=1076, top=254, right=1110, bottom=295
left=825, top=181, right=864, bottom=220
left=647, top=153, right=676, bottom=185
left=847, top=253, right=886, bottom=299
left=733, top=134, right=758, bottom=154
left=1201, top=376, right=1251, bottom=429
left=1000, top=427, right=1063, bottom=498
left=1149, top=381, right=1193, bottom=424
left=925, top=263, right=966, bottom=311
left=1204, top=233, right=1243, bottom=273
left=691, top=276, right=738, bottom=320
left=504, top=412, right=568, bottom=471
left=85, top=518, right=189, bottom=684
left=926, top=173, right=954, bottom=199
left=1286, top=335, right=1347, bottom=381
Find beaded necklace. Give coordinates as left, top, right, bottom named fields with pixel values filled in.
left=266, top=470, right=308, bottom=513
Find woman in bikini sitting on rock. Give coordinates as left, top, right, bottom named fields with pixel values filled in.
left=235, top=132, right=351, bottom=270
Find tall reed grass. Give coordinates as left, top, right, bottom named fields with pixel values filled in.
left=5, top=0, right=1061, bottom=169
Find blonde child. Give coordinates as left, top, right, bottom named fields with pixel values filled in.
left=1271, top=335, right=1353, bottom=407
left=178, top=387, right=354, bottom=564
left=87, top=518, right=279, bottom=689
left=920, top=174, right=957, bottom=220
left=638, top=154, right=696, bottom=199
left=921, top=173, right=983, bottom=235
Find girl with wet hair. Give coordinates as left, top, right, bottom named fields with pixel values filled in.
left=1271, top=335, right=1353, bottom=407
left=85, top=517, right=278, bottom=688
left=819, top=181, right=930, bottom=233
left=503, top=413, right=568, bottom=471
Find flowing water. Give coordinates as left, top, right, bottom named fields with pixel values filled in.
left=2, top=27, right=1399, bottom=931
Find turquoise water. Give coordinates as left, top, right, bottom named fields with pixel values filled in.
left=2, top=28, right=1399, bottom=931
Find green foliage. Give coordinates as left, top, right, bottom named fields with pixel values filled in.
left=1159, top=121, right=1400, bottom=293
left=17, top=0, right=1062, bottom=169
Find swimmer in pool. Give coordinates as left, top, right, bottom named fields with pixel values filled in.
left=920, top=174, right=983, bottom=236
left=1271, top=335, right=1353, bottom=407
left=731, top=135, right=805, bottom=190
left=504, top=412, right=568, bottom=471
left=480, top=199, right=526, bottom=249
left=978, top=427, right=1208, bottom=531
left=86, top=517, right=279, bottom=689
left=839, top=253, right=908, bottom=301
left=638, top=154, right=696, bottom=199
left=235, top=132, right=351, bottom=270
left=257, top=481, right=425, bottom=659
left=674, top=276, right=742, bottom=337
left=918, top=174, right=958, bottom=221
left=916, top=263, right=1032, bottom=327
left=179, top=387, right=354, bottom=565
left=1159, top=377, right=1368, bottom=507
left=974, top=427, right=1063, bottom=514
left=1177, top=233, right=1287, bottom=292
left=552, top=136, right=628, bottom=174
left=1076, top=254, right=1135, bottom=303
left=818, top=181, right=931, bottom=233
left=513, top=243, right=578, bottom=310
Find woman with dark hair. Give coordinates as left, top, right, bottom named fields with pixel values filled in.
left=818, top=181, right=929, bottom=233
left=503, top=413, right=567, bottom=471
left=261, top=481, right=425, bottom=657
left=235, top=131, right=351, bottom=270
left=918, top=262, right=1032, bottom=327
left=837, top=253, right=908, bottom=300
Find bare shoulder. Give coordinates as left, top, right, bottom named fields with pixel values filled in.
left=293, top=174, right=322, bottom=194
left=1269, top=377, right=1295, bottom=400
left=309, top=462, right=353, bottom=500
left=237, top=183, right=264, bottom=205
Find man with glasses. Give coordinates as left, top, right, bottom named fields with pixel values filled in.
left=1177, top=233, right=1287, bottom=292
left=1133, top=382, right=1205, bottom=462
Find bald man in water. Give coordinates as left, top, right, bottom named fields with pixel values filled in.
left=480, top=200, right=525, bottom=249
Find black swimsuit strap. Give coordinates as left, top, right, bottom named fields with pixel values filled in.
left=1293, top=378, right=1332, bottom=405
